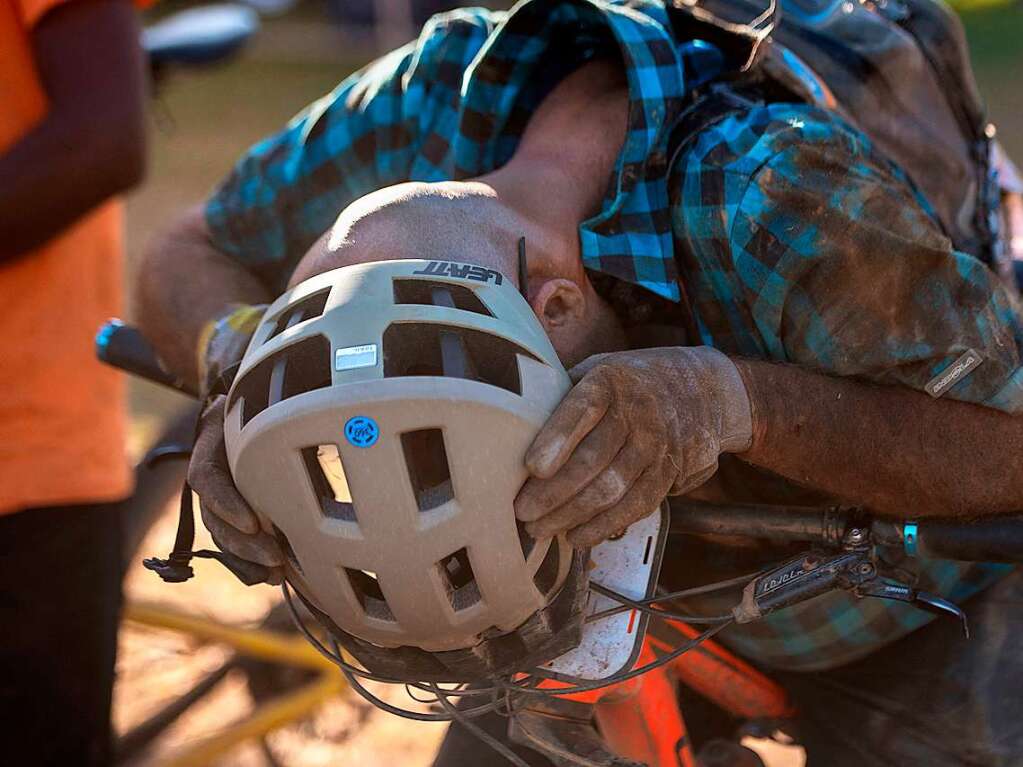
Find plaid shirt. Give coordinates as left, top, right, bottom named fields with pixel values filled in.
left=205, top=0, right=1023, bottom=671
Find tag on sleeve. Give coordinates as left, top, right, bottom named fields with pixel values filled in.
left=925, top=349, right=983, bottom=398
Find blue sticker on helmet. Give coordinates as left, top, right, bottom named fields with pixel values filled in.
left=344, top=416, right=379, bottom=448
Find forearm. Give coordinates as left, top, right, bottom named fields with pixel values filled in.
left=734, top=359, right=1023, bottom=518
left=135, top=206, right=271, bottom=387
left=0, top=116, right=143, bottom=257
left=0, top=0, right=146, bottom=259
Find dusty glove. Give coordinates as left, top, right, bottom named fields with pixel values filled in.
left=514, top=346, right=753, bottom=548
left=187, top=304, right=285, bottom=584
left=196, top=303, right=268, bottom=397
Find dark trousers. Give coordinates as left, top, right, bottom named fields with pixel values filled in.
left=434, top=568, right=1023, bottom=766
left=0, top=502, right=124, bottom=767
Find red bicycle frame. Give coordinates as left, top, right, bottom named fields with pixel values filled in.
left=531, top=617, right=795, bottom=767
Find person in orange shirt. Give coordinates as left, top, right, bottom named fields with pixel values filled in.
left=0, top=0, right=146, bottom=762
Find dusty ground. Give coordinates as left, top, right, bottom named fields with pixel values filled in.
left=115, top=497, right=450, bottom=766
left=114, top=5, right=1022, bottom=765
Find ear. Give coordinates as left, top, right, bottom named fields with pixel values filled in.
left=529, top=277, right=587, bottom=334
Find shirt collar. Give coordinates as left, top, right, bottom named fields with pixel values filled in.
left=452, top=0, right=723, bottom=302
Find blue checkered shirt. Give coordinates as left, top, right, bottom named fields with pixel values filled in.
left=205, top=0, right=1022, bottom=671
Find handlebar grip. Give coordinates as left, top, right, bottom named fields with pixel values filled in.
left=96, top=319, right=197, bottom=397
left=668, top=499, right=852, bottom=545
left=911, top=516, right=1023, bottom=564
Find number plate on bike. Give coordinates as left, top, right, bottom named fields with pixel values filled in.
left=544, top=503, right=668, bottom=681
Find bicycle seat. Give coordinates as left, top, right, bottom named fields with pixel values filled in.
left=142, top=4, right=259, bottom=68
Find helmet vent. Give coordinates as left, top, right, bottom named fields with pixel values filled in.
left=301, top=445, right=357, bottom=521
left=400, top=429, right=454, bottom=511
left=344, top=568, right=395, bottom=622
left=382, top=323, right=538, bottom=395
left=265, top=289, right=330, bottom=343
left=230, top=335, right=332, bottom=427
left=393, top=279, right=493, bottom=317
left=437, top=548, right=482, bottom=612
left=533, top=538, right=562, bottom=597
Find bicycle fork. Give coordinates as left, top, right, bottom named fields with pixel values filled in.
left=513, top=646, right=694, bottom=767
left=592, top=643, right=697, bottom=767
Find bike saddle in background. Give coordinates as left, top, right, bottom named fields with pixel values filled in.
left=142, top=4, right=259, bottom=71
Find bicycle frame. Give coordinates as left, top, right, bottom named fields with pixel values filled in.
left=123, top=600, right=791, bottom=767
left=119, top=602, right=346, bottom=766
left=530, top=617, right=795, bottom=767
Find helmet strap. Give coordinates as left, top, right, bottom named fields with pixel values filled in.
left=142, top=386, right=272, bottom=587
left=143, top=480, right=271, bottom=586
left=142, top=481, right=198, bottom=583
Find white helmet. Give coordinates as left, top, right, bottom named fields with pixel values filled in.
left=223, top=259, right=588, bottom=676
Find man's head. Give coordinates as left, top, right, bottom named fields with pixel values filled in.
left=290, top=181, right=627, bottom=367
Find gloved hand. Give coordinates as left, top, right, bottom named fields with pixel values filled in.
left=514, top=346, right=753, bottom=548
left=186, top=304, right=285, bottom=584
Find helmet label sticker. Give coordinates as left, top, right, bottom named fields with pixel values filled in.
left=413, top=261, right=503, bottom=284
left=335, top=343, right=378, bottom=371
left=345, top=416, right=379, bottom=448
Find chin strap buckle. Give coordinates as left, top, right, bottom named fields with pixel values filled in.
left=142, top=553, right=195, bottom=583
left=143, top=549, right=269, bottom=586
left=143, top=481, right=199, bottom=584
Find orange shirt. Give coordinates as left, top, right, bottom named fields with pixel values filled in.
left=0, top=0, right=131, bottom=514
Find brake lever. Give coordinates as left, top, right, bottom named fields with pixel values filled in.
left=732, top=549, right=871, bottom=623
left=855, top=578, right=969, bottom=638
left=731, top=547, right=970, bottom=638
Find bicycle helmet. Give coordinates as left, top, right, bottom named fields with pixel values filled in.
left=222, top=259, right=589, bottom=680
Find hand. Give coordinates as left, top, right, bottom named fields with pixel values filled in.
left=197, top=303, right=267, bottom=396
left=514, top=346, right=753, bottom=548
left=187, top=395, right=285, bottom=583
left=189, top=302, right=283, bottom=584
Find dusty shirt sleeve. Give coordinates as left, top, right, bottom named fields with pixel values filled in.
left=675, top=104, right=1023, bottom=412
left=203, top=11, right=496, bottom=291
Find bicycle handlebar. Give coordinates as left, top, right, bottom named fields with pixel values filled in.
left=96, top=319, right=197, bottom=397
left=668, top=500, right=854, bottom=544
left=669, top=500, right=1023, bottom=564
left=97, top=318, right=1023, bottom=566
left=906, top=517, right=1023, bottom=563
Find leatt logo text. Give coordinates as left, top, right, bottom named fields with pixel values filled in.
left=413, top=261, right=504, bottom=285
